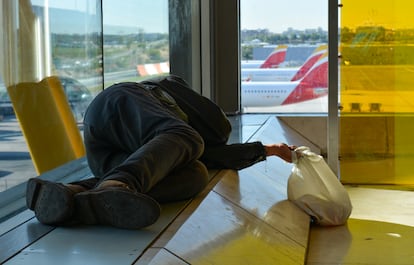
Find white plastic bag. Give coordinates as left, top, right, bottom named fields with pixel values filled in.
left=287, top=146, right=352, bottom=226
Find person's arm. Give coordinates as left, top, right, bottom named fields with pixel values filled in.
left=201, top=142, right=296, bottom=170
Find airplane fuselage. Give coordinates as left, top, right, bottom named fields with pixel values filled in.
left=241, top=81, right=328, bottom=107
left=241, top=68, right=299, bottom=82
left=241, top=81, right=298, bottom=107
left=241, top=61, right=265, bottom=69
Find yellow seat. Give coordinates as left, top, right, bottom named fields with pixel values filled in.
left=7, top=76, right=85, bottom=174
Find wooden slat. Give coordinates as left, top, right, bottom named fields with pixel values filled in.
left=1, top=114, right=314, bottom=265
left=0, top=218, right=54, bottom=264
left=4, top=201, right=190, bottom=265
left=143, top=116, right=312, bottom=264
left=162, top=190, right=305, bottom=264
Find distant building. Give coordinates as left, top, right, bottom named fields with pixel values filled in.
left=253, top=45, right=320, bottom=66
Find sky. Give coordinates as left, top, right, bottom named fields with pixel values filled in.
left=31, top=0, right=327, bottom=34
left=31, top=0, right=168, bottom=33
left=240, top=0, right=328, bottom=33
left=30, top=0, right=414, bottom=34
left=102, top=0, right=168, bottom=33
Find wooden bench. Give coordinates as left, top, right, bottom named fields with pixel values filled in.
left=1, top=115, right=313, bottom=265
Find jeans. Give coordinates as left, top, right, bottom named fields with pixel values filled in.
left=74, top=76, right=266, bottom=203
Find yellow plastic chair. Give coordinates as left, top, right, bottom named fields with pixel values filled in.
left=7, top=76, right=85, bottom=174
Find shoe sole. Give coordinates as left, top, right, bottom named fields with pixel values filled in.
left=26, top=178, right=74, bottom=225
left=74, top=187, right=161, bottom=229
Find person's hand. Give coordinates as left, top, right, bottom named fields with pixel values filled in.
left=264, top=143, right=297, bottom=163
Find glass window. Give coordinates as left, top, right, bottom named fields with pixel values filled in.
left=0, top=0, right=170, bottom=197
left=339, top=0, right=414, bottom=184
left=240, top=0, right=328, bottom=113
left=102, top=0, right=169, bottom=86
left=0, top=0, right=102, bottom=192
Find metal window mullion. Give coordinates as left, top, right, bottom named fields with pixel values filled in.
left=328, top=0, right=339, bottom=176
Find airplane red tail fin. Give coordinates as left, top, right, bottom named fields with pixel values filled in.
left=282, top=52, right=328, bottom=105
left=290, top=45, right=328, bottom=81
left=259, top=45, right=287, bottom=68
left=299, top=52, right=328, bottom=88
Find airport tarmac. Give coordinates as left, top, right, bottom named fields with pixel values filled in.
left=243, top=95, right=329, bottom=113
left=0, top=117, right=39, bottom=192
left=340, top=65, right=414, bottom=113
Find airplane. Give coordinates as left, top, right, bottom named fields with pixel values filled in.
left=241, top=44, right=327, bottom=82
left=240, top=45, right=288, bottom=69
left=241, top=51, right=328, bottom=107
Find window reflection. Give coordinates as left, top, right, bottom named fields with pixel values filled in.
left=102, top=0, right=169, bottom=85
left=0, top=0, right=170, bottom=194
left=0, top=0, right=102, bottom=192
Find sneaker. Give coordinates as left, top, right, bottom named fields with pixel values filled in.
left=26, top=178, right=75, bottom=225
left=73, top=187, right=161, bottom=229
